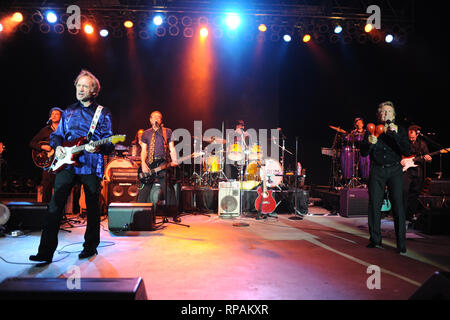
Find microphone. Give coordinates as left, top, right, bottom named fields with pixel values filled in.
left=47, top=118, right=52, bottom=124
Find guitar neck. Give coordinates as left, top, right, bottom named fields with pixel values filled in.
left=414, top=148, right=449, bottom=161
left=72, top=137, right=112, bottom=154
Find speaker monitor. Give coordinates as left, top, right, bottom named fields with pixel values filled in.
left=108, top=203, right=154, bottom=232
left=427, top=179, right=450, bottom=196
left=0, top=277, right=147, bottom=300
left=108, top=181, right=139, bottom=204
left=409, top=271, right=450, bottom=300
left=4, top=202, right=48, bottom=231
left=340, top=188, right=369, bottom=217
left=218, top=181, right=241, bottom=218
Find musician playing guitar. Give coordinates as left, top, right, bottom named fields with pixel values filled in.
left=29, top=70, right=114, bottom=263
left=401, top=125, right=432, bottom=222
left=138, top=110, right=181, bottom=222
left=29, top=107, right=63, bottom=202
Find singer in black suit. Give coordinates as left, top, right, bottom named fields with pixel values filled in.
left=29, top=107, right=63, bottom=202
left=360, top=101, right=411, bottom=254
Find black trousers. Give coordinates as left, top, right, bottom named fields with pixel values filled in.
left=41, top=170, right=55, bottom=203
left=368, top=163, right=406, bottom=250
left=37, top=170, right=102, bottom=257
left=138, top=168, right=179, bottom=217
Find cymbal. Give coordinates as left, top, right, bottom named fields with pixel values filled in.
left=204, top=137, right=226, bottom=144
left=115, top=144, right=129, bottom=151
left=329, top=125, right=347, bottom=134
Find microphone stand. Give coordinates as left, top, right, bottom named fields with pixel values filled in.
left=233, top=129, right=249, bottom=227
left=289, top=137, right=303, bottom=220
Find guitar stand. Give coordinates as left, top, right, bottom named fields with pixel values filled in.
left=59, top=214, right=79, bottom=233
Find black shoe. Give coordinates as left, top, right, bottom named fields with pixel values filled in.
left=366, top=243, right=383, bottom=249
left=29, top=254, right=53, bottom=263
left=397, top=248, right=407, bottom=255
left=78, top=249, right=98, bottom=259
left=172, top=216, right=181, bottom=223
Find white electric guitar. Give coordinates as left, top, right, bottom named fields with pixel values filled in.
left=49, top=135, right=126, bottom=172
left=402, top=148, right=450, bottom=172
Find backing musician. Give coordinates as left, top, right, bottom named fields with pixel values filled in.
left=29, top=107, right=63, bottom=202
left=401, top=125, right=432, bottom=222
left=138, top=110, right=181, bottom=222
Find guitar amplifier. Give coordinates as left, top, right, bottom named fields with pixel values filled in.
left=110, top=168, right=138, bottom=182
left=108, top=203, right=154, bottom=232
left=340, top=188, right=369, bottom=217
left=218, top=181, right=241, bottom=218
left=426, top=179, right=450, bottom=196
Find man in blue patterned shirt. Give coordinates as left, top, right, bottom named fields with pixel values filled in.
left=30, top=70, right=113, bottom=263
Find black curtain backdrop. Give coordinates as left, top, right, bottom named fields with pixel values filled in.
left=0, top=3, right=448, bottom=186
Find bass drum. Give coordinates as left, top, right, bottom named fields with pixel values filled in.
left=262, top=158, right=283, bottom=188
left=104, top=158, right=137, bottom=181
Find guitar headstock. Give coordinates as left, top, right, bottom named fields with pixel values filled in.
left=442, top=148, right=450, bottom=154
left=111, top=135, right=126, bottom=144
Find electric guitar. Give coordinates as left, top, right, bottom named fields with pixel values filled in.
left=0, top=142, right=4, bottom=155
left=138, top=152, right=204, bottom=184
left=32, top=141, right=55, bottom=168
left=48, top=135, right=126, bottom=172
left=402, top=148, right=450, bottom=172
left=254, top=163, right=277, bottom=215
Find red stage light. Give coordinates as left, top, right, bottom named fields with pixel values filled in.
left=365, top=24, right=373, bottom=33
left=84, top=24, right=94, bottom=34
left=12, top=12, right=23, bottom=23
left=303, top=34, right=311, bottom=43
left=200, top=27, right=208, bottom=38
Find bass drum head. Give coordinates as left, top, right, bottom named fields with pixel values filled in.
left=104, top=158, right=137, bottom=181
left=262, top=158, right=283, bottom=188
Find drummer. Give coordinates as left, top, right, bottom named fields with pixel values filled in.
left=349, top=117, right=370, bottom=181
left=130, top=129, right=144, bottom=158
left=225, top=120, right=250, bottom=179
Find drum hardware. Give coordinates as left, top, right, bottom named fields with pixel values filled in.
left=289, top=136, right=304, bottom=220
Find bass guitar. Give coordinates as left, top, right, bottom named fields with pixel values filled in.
left=254, top=162, right=277, bottom=216
left=402, top=148, right=450, bottom=172
left=138, top=152, right=204, bottom=184
left=32, top=141, right=55, bottom=168
left=48, top=135, right=126, bottom=172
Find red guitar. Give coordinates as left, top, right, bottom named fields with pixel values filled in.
left=49, top=135, right=125, bottom=172
left=254, top=162, right=277, bottom=215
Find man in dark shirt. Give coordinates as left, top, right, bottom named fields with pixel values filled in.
left=138, top=110, right=180, bottom=222
left=360, top=101, right=411, bottom=254
left=30, top=107, right=63, bottom=202
left=401, top=125, right=432, bottom=221
left=29, top=70, right=113, bottom=263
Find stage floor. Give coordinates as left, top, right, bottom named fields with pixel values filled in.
left=1, top=206, right=449, bottom=300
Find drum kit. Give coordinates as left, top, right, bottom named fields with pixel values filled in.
left=103, top=144, right=140, bottom=181
left=191, top=135, right=284, bottom=190
left=324, top=125, right=370, bottom=189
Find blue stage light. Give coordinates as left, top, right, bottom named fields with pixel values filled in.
left=283, top=34, right=292, bottom=42
left=153, top=15, right=163, bottom=26
left=334, top=25, right=342, bottom=34
left=100, top=29, right=109, bottom=37
left=225, top=13, right=240, bottom=30
left=385, top=34, right=394, bottom=43
left=46, top=11, right=57, bottom=24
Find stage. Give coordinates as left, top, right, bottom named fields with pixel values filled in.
left=1, top=199, right=449, bottom=300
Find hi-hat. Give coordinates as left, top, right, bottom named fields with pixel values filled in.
left=115, top=144, right=129, bottom=151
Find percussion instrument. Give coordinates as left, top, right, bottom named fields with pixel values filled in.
left=248, top=144, right=263, bottom=161
left=227, top=143, right=244, bottom=162
left=205, top=155, right=222, bottom=173
left=262, top=158, right=283, bottom=188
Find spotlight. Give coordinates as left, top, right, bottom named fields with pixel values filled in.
left=225, top=13, right=240, bottom=30
left=334, top=25, right=343, bottom=34
left=0, top=23, right=3, bottom=32
left=153, top=15, right=163, bottom=26
left=200, top=27, right=208, bottom=38
left=302, top=34, right=311, bottom=43
left=385, top=34, right=394, bottom=43
left=124, top=20, right=133, bottom=29
left=46, top=11, right=57, bottom=24
left=364, top=23, right=373, bottom=33
left=12, top=12, right=23, bottom=23
left=258, top=24, right=267, bottom=32
left=84, top=24, right=94, bottom=34
left=283, top=34, right=291, bottom=42
left=100, top=29, right=109, bottom=37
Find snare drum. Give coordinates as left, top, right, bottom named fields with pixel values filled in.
left=262, top=158, right=283, bottom=188
left=227, top=143, right=244, bottom=162
left=248, top=144, right=263, bottom=161
left=104, top=158, right=137, bottom=181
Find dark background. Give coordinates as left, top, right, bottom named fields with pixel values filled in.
left=0, top=2, right=448, bottom=188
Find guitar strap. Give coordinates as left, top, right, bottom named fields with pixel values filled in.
left=162, top=127, right=168, bottom=158
left=87, top=105, right=104, bottom=142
